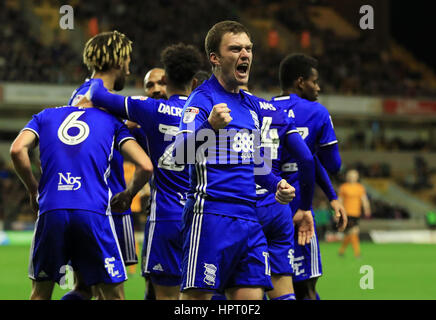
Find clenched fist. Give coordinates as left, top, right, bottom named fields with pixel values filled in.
left=208, top=103, right=232, bottom=130
left=275, top=179, right=296, bottom=204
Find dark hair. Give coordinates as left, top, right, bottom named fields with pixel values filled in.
left=160, top=43, right=202, bottom=89
left=279, top=53, right=318, bottom=90
left=83, top=30, right=132, bottom=72
left=193, top=70, right=211, bottom=89
left=205, top=21, right=251, bottom=63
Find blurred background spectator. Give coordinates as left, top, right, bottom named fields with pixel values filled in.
left=1, top=0, right=435, bottom=97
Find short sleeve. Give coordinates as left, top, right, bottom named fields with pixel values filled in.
left=22, top=110, right=45, bottom=139
left=178, top=90, right=213, bottom=133
left=130, top=127, right=148, bottom=151
left=318, top=106, right=338, bottom=147
left=114, top=121, right=135, bottom=150
left=125, top=96, right=156, bottom=126
left=284, top=114, right=299, bottom=136
left=338, top=184, right=345, bottom=197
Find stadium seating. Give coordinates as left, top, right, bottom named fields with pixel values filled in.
left=1, top=0, right=436, bottom=97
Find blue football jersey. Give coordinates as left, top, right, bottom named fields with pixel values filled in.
left=129, top=126, right=148, bottom=153
left=68, top=79, right=91, bottom=106
left=123, top=94, right=190, bottom=221
left=254, top=98, right=299, bottom=207
left=270, top=94, right=338, bottom=185
left=23, top=106, right=134, bottom=215
left=68, top=79, right=131, bottom=215
left=177, top=75, right=278, bottom=221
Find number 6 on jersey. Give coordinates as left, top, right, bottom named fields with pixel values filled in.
left=57, top=111, right=90, bottom=145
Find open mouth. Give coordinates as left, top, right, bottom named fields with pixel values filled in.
left=236, top=63, right=249, bottom=77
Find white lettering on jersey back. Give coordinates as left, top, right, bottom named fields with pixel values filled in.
left=158, top=103, right=183, bottom=117
left=58, top=172, right=82, bottom=191
left=259, top=101, right=276, bottom=111
left=158, top=124, right=179, bottom=136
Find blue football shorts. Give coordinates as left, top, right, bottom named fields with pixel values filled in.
left=141, top=218, right=182, bottom=287
left=289, top=184, right=323, bottom=282
left=112, top=214, right=137, bottom=266
left=256, top=201, right=294, bottom=276
left=180, top=199, right=273, bottom=293
left=29, top=209, right=127, bottom=286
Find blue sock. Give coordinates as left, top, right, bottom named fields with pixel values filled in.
left=61, top=291, right=85, bottom=300
left=316, top=292, right=321, bottom=300
left=211, top=293, right=227, bottom=300
left=272, top=293, right=296, bottom=300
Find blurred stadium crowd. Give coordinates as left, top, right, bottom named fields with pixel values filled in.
left=1, top=0, right=436, bottom=97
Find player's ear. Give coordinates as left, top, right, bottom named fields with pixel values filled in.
left=210, top=52, right=220, bottom=68
left=191, top=78, right=198, bottom=91
left=296, top=76, right=305, bottom=90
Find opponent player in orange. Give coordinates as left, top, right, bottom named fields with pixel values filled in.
left=338, top=169, right=371, bottom=258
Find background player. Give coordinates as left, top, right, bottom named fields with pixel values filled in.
left=9, top=89, right=153, bottom=300
left=61, top=30, right=147, bottom=300
left=338, top=169, right=371, bottom=258
left=144, top=68, right=167, bottom=99
left=174, top=21, right=299, bottom=300
left=87, top=43, right=203, bottom=300
left=192, top=70, right=211, bottom=90
left=141, top=67, right=168, bottom=300
left=255, top=94, right=316, bottom=300
left=271, top=53, right=346, bottom=300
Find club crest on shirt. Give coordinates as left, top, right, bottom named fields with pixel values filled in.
left=183, top=107, right=199, bottom=124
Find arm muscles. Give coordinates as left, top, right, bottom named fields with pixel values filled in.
left=120, top=140, right=153, bottom=197
left=10, top=130, right=39, bottom=194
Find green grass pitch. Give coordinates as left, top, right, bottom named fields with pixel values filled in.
left=1, top=242, right=436, bottom=300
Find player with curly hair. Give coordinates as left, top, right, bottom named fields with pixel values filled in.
left=11, top=30, right=153, bottom=300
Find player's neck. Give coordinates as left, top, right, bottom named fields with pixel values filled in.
left=92, top=72, right=116, bottom=91
left=166, top=84, right=189, bottom=98
left=281, top=88, right=299, bottom=96
left=214, top=72, right=239, bottom=94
